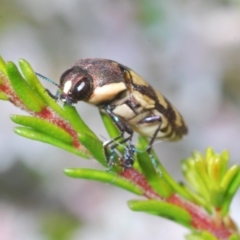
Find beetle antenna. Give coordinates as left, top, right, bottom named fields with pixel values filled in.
left=35, top=72, right=60, bottom=88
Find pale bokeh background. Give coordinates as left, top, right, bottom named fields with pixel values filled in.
left=0, top=1, right=240, bottom=239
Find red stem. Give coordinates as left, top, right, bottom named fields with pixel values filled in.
left=121, top=168, right=235, bottom=240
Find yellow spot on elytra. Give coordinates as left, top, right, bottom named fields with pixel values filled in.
left=88, top=82, right=126, bottom=104
left=113, top=104, right=136, bottom=119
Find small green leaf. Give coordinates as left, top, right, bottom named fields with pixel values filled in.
left=186, top=231, right=218, bottom=240
left=207, top=157, right=222, bottom=188
left=219, top=150, right=229, bottom=180
left=6, top=61, right=45, bottom=112
left=205, top=147, right=215, bottom=160
left=65, top=168, right=144, bottom=195
left=78, top=131, right=108, bottom=167
left=138, top=136, right=180, bottom=192
left=100, top=111, right=121, bottom=139
left=160, top=169, right=193, bottom=201
left=128, top=199, right=192, bottom=226
left=19, top=59, right=47, bottom=94
left=14, top=126, right=90, bottom=159
left=63, top=105, right=97, bottom=139
left=0, top=56, right=7, bottom=76
left=221, top=167, right=240, bottom=216
left=220, top=165, right=239, bottom=191
left=135, top=144, right=191, bottom=200
left=11, top=115, right=74, bottom=144
left=182, top=158, right=211, bottom=202
left=136, top=136, right=173, bottom=198
left=19, top=59, right=64, bottom=112
left=229, top=233, right=240, bottom=240
left=0, top=91, right=8, bottom=100
left=192, top=152, right=211, bottom=191
left=100, top=111, right=125, bottom=153
left=136, top=149, right=173, bottom=197
left=209, top=187, right=225, bottom=208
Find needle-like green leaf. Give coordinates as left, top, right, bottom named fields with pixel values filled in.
left=221, top=167, right=240, bottom=216
left=14, top=126, right=90, bottom=159
left=186, top=231, right=218, bottom=240
left=136, top=136, right=172, bottom=198
left=63, top=105, right=97, bottom=139
left=65, top=168, right=144, bottom=195
left=6, top=61, right=45, bottom=112
left=19, top=59, right=64, bottom=113
left=0, top=56, right=7, bottom=76
left=11, top=115, right=74, bottom=144
left=128, top=199, right=192, bottom=227
left=78, top=131, right=108, bottom=167
left=0, top=91, right=8, bottom=100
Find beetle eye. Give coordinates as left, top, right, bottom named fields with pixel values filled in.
left=71, top=77, right=92, bottom=101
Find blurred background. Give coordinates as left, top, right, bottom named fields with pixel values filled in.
left=0, top=0, right=240, bottom=239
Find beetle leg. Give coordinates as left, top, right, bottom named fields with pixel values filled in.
left=108, top=134, right=135, bottom=169
left=103, top=131, right=124, bottom=168
left=45, top=89, right=58, bottom=100
left=45, top=88, right=61, bottom=101
left=139, top=115, right=162, bottom=175
left=104, top=131, right=134, bottom=168
left=119, top=142, right=136, bottom=169
left=139, top=115, right=162, bottom=152
left=103, top=107, right=134, bottom=168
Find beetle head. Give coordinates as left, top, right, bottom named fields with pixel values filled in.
left=59, top=66, right=93, bottom=106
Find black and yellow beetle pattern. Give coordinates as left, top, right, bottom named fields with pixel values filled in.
left=40, top=59, right=188, bottom=168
